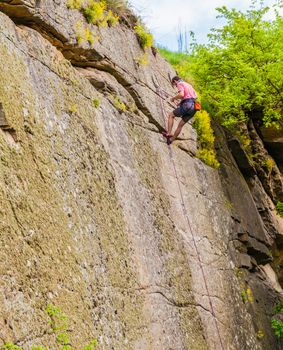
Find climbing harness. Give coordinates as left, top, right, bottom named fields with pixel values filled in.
left=156, top=81, right=225, bottom=350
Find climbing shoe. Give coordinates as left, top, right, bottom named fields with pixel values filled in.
left=166, top=136, right=173, bottom=145
left=162, top=131, right=172, bottom=138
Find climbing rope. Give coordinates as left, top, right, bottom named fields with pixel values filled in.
left=156, top=84, right=225, bottom=350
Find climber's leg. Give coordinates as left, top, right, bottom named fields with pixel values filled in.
left=171, top=119, right=186, bottom=142
left=167, top=111, right=175, bottom=136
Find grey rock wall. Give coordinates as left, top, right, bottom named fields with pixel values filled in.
left=0, top=2, right=283, bottom=349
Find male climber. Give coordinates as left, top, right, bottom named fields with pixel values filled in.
left=163, top=76, right=197, bottom=145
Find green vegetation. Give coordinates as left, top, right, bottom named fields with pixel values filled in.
left=273, top=299, right=283, bottom=313
left=84, top=1, right=108, bottom=26
left=241, top=288, right=253, bottom=303
left=68, top=104, right=78, bottom=113
left=2, top=344, right=22, bottom=350
left=135, top=52, right=149, bottom=65
left=68, top=0, right=121, bottom=45
left=75, top=21, right=97, bottom=45
left=159, top=48, right=194, bottom=82
left=276, top=201, right=283, bottom=218
left=67, top=0, right=82, bottom=10
left=67, top=0, right=131, bottom=28
left=256, top=330, right=265, bottom=339
left=113, top=95, right=126, bottom=112
left=85, top=26, right=96, bottom=44
left=134, top=24, right=153, bottom=49
left=160, top=2, right=282, bottom=166
left=159, top=49, right=219, bottom=168
left=271, top=318, right=283, bottom=338
left=1, top=304, right=98, bottom=350
left=189, top=3, right=283, bottom=129
left=45, top=303, right=69, bottom=331
left=129, top=102, right=137, bottom=113
left=261, top=157, right=275, bottom=173
left=271, top=300, right=283, bottom=338
left=82, top=340, right=98, bottom=350
left=193, top=110, right=220, bottom=168
left=105, top=10, right=120, bottom=26
left=92, top=98, right=100, bottom=108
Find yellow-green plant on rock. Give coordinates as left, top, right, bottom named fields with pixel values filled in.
left=134, top=24, right=153, bottom=50
left=85, top=26, right=95, bottom=44
left=84, top=1, right=106, bottom=25
left=2, top=344, right=22, bottom=350
left=68, top=104, right=78, bottom=114
left=193, top=110, right=220, bottom=169
left=241, top=287, right=253, bottom=303
left=92, top=98, right=100, bottom=108
left=105, top=9, right=120, bottom=26
left=67, top=0, right=82, bottom=10
left=75, top=21, right=96, bottom=45
left=135, top=52, right=149, bottom=66
left=256, top=330, right=265, bottom=339
left=113, top=95, right=126, bottom=112
left=261, top=157, right=275, bottom=174
left=1, top=304, right=98, bottom=350
left=276, top=202, right=283, bottom=218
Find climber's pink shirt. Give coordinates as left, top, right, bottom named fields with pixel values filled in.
left=177, top=81, right=197, bottom=100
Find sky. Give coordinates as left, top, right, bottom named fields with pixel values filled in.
left=129, top=0, right=282, bottom=51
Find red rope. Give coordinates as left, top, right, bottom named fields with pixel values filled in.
left=156, top=85, right=225, bottom=350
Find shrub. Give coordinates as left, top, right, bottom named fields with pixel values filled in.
left=271, top=318, right=283, bottom=338
left=197, top=150, right=220, bottom=169
left=261, top=157, right=274, bottom=173
left=135, top=53, right=149, bottom=66
left=85, top=27, right=95, bottom=44
left=105, top=10, right=119, bottom=26
left=67, top=0, right=82, bottom=10
left=84, top=1, right=106, bottom=25
left=193, top=110, right=220, bottom=168
left=276, top=202, right=283, bottom=218
left=113, top=95, right=126, bottom=112
left=256, top=330, right=265, bottom=339
left=240, top=288, right=253, bottom=303
left=75, top=21, right=85, bottom=44
left=273, top=300, right=283, bottom=313
left=134, top=24, right=153, bottom=49
left=75, top=21, right=97, bottom=45
left=92, top=98, right=100, bottom=108
left=159, top=48, right=193, bottom=82
left=69, top=104, right=78, bottom=114
left=45, top=303, right=69, bottom=332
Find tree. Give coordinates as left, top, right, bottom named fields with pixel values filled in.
left=189, top=1, right=283, bottom=129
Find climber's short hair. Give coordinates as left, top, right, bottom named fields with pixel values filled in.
left=171, top=76, right=181, bottom=85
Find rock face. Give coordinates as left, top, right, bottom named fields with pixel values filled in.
left=0, top=2, right=283, bottom=350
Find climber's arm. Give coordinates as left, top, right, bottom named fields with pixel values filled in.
left=170, top=90, right=184, bottom=102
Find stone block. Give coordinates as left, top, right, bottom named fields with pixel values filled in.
left=238, top=253, right=252, bottom=269
left=247, top=237, right=272, bottom=264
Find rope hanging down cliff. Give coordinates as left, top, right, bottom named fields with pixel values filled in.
left=155, top=81, right=225, bottom=350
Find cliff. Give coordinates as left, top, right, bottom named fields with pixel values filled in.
left=0, top=2, right=283, bottom=349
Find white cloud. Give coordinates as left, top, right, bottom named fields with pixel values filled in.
left=129, top=0, right=282, bottom=50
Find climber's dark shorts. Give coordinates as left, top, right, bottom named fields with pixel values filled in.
left=173, top=98, right=196, bottom=123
